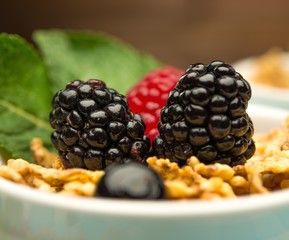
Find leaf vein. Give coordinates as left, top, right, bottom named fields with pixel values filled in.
left=0, top=99, right=51, bottom=131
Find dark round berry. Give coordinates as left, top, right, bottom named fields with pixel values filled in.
left=231, top=116, right=249, bottom=137
left=105, top=103, right=127, bottom=122
left=66, top=145, right=85, bottom=168
left=87, top=79, right=106, bottom=89
left=62, top=126, right=79, bottom=146
left=152, top=61, right=255, bottom=167
left=49, top=110, right=58, bottom=130
left=77, top=99, right=97, bottom=116
left=172, top=142, right=193, bottom=161
left=207, top=60, right=224, bottom=71
left=216, top=76, right=238, bottom=99
left=244, top=139, right=256, bottom=159
left=127, top=120, right=145, bottom=140
left=77, top=83, right=93, bottom=98
left=61, top=154, right=73, bottom=168
left=244, top=119, right=254, bottom=140
left=66, top=80, right=82, bottom=89
left=231, top=155, right=247, bottom=166
left=133, top=113, right=146, bottom=129
left=51, top=131, right=67, bottom=152
left=179, top=90, right=191, bottom=106
left=172, top=121, right=189, bottom=141
left=214, top=154, right=231, bottom=165
left=214, top=64, right=236, bottom=76
left=50, top=79, right=150, bottom=170
left=54, top=107, right=69, bottom=124
left=189, top=127, right=210, bottom=147
left=113, top=94, right=129, bottom=109
left=58, top=89, right=78, bottom=110
left=189, top=87, right=211, bottom=106
left=230, top=137, right=248, bottom=156
left=105, top=148, right=123, bottom=166
left=216, top=134, right=235, bottom=152
left=92, top=89, right=112, bottom=106
left=152, top=136, right=165, bottom=157
left=167, top=90, right=180, bottom=105
left=167, top=104, right=183, bottom=122
left=159, top=122, right=174, bottom=144
left=160, top=107, right=169, bottom=123
left=208, top=114, right=231, bottom=139
left=209, top=94, right=228, bottom=113
left=187, top=63, right=206, bottom=74
left=197, top=145, right=217, bottom=163
left=184, top=104, right=208, bottom=126
left=108, top=121, right=126, bottom=142
left=96, top=162, right=165, bottom=199
left=130, top=141, right=147, bottom=162
left=229, top=97, right=247, bottom=117
left=143, top=135, right=151, bottom=151
left=83, top=149, right=104, bottom=170
left=118, top=137, right=132, bottom=154
left=236, top=78, right=251, bottom=101
left=67, top=110, right=84, bottom=129
left=88, top=110, right=109, bottom=127
left=87, top=128, right=108, bottom=148
left=79, top=132, right=89, bottom=148
left=196, top=73, right=215, bottom=93
left=177, top=72, right=197, bottom=90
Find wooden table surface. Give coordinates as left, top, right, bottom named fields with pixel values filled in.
left=1, top=0, right=289, bottom=68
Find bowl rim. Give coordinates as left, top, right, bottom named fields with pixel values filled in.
left=1, top=104, right=289, bottom=218
left=1, top=176, right=289, bottom=218
left=233, top=53, right=289, bottom=101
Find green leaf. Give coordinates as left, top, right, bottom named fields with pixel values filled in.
left=0, top=30, right=162, bottom=162
left=33, top=29, right=162, bottom=94
left=0, top=33, right=54, bottom=161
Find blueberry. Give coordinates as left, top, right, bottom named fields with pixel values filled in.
left=96, top=162, right=165, bottom=199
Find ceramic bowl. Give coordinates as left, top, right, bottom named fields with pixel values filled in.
left=233, top=54, right=289, bottom=109
left=1, top=104, right=289, bottom=240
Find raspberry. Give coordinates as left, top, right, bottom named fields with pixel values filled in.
left=50, top=79, right=150, bottom=170
left=96, top=161, right=165, bottom=199
left=152, top=61, right=255, bottom=167
left=126, top=67, right=183, bottom=142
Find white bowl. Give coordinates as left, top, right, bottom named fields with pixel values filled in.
left=1, top=104, right=289, bottom=240
left=233, top=54, right=289, bottom=109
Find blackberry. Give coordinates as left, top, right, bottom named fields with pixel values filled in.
left=96, top=162, right=165, bottom=199
left=152, top=61, right=255, bottom=167
left=50, top=79, right=150, bottom=170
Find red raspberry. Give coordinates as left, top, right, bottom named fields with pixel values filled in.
left=126, top=66, right=183, bottom=142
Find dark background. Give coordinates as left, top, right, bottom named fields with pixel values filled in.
left=1, top=0, right=289, bottom=68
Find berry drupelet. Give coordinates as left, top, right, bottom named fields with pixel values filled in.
left=50, top=79, right=150, bottom=170
left=152, top=61, right=255, bottom=167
